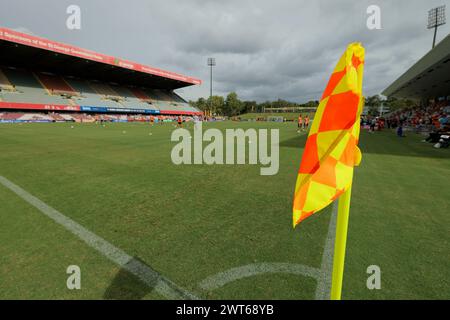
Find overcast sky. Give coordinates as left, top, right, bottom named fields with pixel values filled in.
left=1, top=0, right=449, bottom=102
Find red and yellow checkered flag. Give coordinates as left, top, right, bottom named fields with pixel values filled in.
left=293, top=43, right=365, bottom=227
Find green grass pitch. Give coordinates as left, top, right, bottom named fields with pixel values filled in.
left=0, top=121, right=448, bottom=299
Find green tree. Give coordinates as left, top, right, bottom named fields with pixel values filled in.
left=224, top=92, right=243, bottom=116
left=385, top=97, right=416, bottom=112
left=303, top=100, right=319, bottom=109
left=365, top=95, right=384, bottom=116
left=189, top=97, right=208, bottom=111
left=206, top=95, right=225, bottom=115
left=365, top=95, right=382, bottom=109
left=242, top=100, right=257, bottom=113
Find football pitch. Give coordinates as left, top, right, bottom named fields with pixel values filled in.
left=0, top=121, right=449, bottom=300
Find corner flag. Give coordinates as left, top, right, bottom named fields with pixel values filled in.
left=292, top=43, right=365, bottom=299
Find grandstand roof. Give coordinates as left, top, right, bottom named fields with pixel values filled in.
left=382, top=34, right=450, bottom=100
left=0, top=27, right=201, bottom=90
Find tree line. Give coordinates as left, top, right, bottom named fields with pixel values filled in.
left=189, top=92, right=319, bottom=117
left=189, top=92, right=417, bottom=117
left=365, top=95, right=416, bottom=116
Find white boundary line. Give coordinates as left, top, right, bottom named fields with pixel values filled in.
left=315, top=201, right=338, bottom=300
left=197, top=202, right=338, bottom=300
left=1, top=171, right=337, bottom=300
left=199, top=263, right=322, bottom=291
left=0, top=175, right=198, bottom=300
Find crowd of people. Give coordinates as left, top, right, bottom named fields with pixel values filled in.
left=360, top=100, right=449, bottom=148
left=386, top=100, right=449, bottom=132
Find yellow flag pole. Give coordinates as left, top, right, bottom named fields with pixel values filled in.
left=330, top=185, right=353, bottom=300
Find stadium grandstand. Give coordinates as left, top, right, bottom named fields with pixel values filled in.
left=383, top=34, right=450, bottom=102
left=381, top=33, right=449, bottom=145
left=0, top=27, right=202, bottom=122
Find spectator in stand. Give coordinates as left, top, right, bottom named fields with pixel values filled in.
left=385, top=99, right=449, bottom=134
left=423, top=127, right=450, bottom=143
left=438, top=113, right=448, bottom=129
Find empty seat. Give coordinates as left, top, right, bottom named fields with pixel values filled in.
left=64, top=78, right=122, bottom=108
left=110, top=85, right=158, bottom=110
left=89, top=82, right=121, bottom=98
left=129, top=87, right=152, bottom=102
left=35, top=73, right=77, bottom=96
left=0, top=68, right=15, bottom=91
left=0, top=68, right=69, bottom=105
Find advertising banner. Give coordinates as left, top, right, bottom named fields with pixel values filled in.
left=80, top=106, right=108, bottom=113
left=104, top=107, right=160, bottom=114
left=0, top=102, right=80, bottom=111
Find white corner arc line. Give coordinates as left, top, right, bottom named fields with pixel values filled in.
left=0, top=175, right=198, bottom=300
left=198, top=262, right=322, bottom=291
left=197, top=203, right=338, bottom=299
left=314, top=201, right=338, bottom=300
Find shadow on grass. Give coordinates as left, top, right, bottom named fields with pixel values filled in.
left=103, top=257, right=156, bottom=300
left=280, top=130, right=450, bottom=159
left=280, top=134, right=307, bottom=149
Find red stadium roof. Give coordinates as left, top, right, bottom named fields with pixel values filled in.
left=0, top=27, right=201, bottom=89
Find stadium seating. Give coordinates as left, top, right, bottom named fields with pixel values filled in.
left=70, top=113, right=95, bottom=122
left=19, top=113, right=53, bottom=121
left=162, top=91, right=199, bottom=112
left=35, top=72, right=77, bottom=96
left=170, top=91, right=189, bottom=104
left=0, top=112, right=24, bottom=120
left=0, top=112, right=67, bottom=122
left=0, top=66, right=200, bottom=115
left=88, top=82, right=120, bottom=98
left=0, top=67, right=69, bottom=105
left=0, top=110, right=199, bottom=123
left=140, top=88, right=196, bottom=112
left=48, top=112, right=67, bottom=121
left=64, top=78, right=123, bottom=108
left=151, top=89, right=172, bottom=101
left=109, top=85, right=159, bottom=111
left=0, top=68, right=15, bottom=91
left=384, top=100, right=449, bottom=132
left=129, top=87, right=152, bottom=102
left=58, top=113, right=76, bottom=121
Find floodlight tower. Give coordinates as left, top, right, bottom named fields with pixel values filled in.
left=428, top=5, right=446, bottom=49
left=207, top=57, right=216, bottom=116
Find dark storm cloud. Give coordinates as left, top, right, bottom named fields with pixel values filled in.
left=1, top=0, right=449, bottom=102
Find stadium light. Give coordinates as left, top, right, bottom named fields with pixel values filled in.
left=427, top=5, right=446, bottom=49
left=207, top=58, right=216, bottom=116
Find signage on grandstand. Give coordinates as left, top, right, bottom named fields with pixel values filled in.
left=0, top=102, right=201, bottom=116
left=0, top=27, right=201, bottom=86
left=0, top=102, right=81, bottom=111
left=79, top=106, right=108, bottom=113
left=92, top=107, right=160, bottom=114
